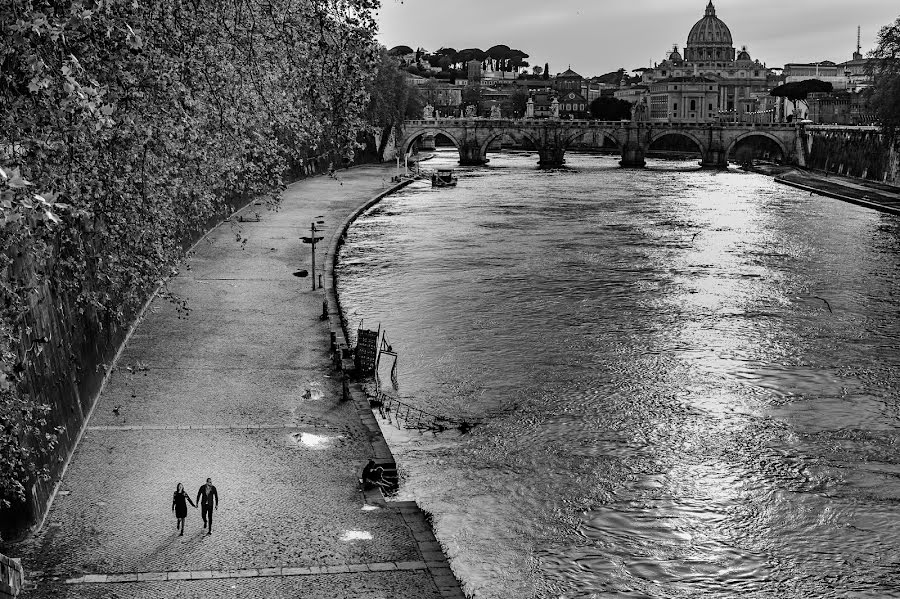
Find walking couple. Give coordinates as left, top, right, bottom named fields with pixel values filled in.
left=172, top=478, right=219, bottom=536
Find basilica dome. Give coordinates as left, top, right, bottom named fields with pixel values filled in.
left=684, top=1, right=735, bottom=62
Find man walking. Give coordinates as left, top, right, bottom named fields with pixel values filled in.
left=196, top=478, right=219, bottom=535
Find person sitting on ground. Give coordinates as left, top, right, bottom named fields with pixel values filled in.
left=361, top=459, right=391, bottom=490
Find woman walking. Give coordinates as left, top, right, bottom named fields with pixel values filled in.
left=172, top=482, right=196, bottom=535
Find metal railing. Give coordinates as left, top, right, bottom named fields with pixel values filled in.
left=370, top=391, right=479, bottom=433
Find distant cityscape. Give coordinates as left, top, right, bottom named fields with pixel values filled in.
left=392, top=0, right=875, bottom=125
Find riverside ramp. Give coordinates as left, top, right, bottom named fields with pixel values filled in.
left=773, top=168, right=900, bottom=216
left=2, top=165, right=463, bottom=599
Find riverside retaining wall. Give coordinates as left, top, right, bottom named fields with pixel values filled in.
left=0, top=553, right=22, bottom=598
left=803, top=126, right=900, bottom=184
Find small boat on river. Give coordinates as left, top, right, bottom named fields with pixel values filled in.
left=431, top=169, right=458, bottom=187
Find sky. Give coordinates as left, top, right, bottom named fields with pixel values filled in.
left=374, top=0, right=898, bottom=76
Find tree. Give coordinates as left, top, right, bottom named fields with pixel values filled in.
left=1, top=0, right=380, bottom=516
left=770, top=79, right=834, bottom=100
left=543, top=63, right=550, bottom=80
left=457, top=48, right=487, bottom=72
left=503, top=88, right=531, bottom=118
left=486, top=45, right=511, bottom=71
left=461, top=85, right=485, bottom=113
left=435, top=47, right=458, bottom=68
left=367, top=49, right=415, bottom=161
left=508, top=49, right=530, bottom=73
left=770, top=79, right=833, bottom=120
left=389, top=45, right=414, bottom=55
left=867, top=15, right=900, bottom=135
left=589, top=97, right=633, bottom=120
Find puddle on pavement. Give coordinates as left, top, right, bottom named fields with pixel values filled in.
left=288, top=431, right=341, bottom=449
left=340, top=530, right=373, bottom=541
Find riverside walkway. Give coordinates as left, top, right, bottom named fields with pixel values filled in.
left=775, top=168, right=900, bottom=216
left=4, top=165, right=462, bottom=598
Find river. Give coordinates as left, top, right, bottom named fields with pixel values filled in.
left=335, top=149, right=900, bottom=598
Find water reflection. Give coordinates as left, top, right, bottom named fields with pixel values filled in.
left=336, top=150, right=900, bottom=598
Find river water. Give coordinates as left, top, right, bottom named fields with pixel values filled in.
left=335, top=149, right=900, bottom=598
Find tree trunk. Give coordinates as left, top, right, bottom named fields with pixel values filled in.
left=377, top=121, right=394, bottom=162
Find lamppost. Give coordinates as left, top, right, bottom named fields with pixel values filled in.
left=301, top=220, right=324, bottom=291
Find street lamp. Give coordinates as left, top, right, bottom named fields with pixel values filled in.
left=300, top=220, right=325, bottom=291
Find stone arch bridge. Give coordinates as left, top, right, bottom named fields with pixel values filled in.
left=399, top=119, right=803, bottom=168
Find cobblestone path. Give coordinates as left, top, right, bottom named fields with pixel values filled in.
left=7, top=166, right=463, bottom=598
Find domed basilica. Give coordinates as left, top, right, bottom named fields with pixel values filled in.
left=638, top=1, right=779, bottom=123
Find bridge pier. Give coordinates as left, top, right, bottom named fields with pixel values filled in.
left=458, top=143, right=487, bottom=166
left=700, top=142, right=728, bottom=169
left=419, top=133, right=436, bottom=151
left=619, top=143, right=646, bottom=168
left=537, top=146, right=566, bottom=168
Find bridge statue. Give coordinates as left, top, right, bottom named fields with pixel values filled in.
left=490, top=105, right=501, bottom=119
left=397, top=118, right=802, bottom=169
left=423, top=104, right=434, bottom=120
left=526, top=97, right=534, bottom=119
left=550, top=98, right=559, bottom=119
left=632, top=98, right=648, bottom=122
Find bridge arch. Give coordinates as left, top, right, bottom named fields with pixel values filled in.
left=400, top=128, right=463, bottom=156
left=648, top=130, right=706, bottom=155
left=563, top=129, right=621, bottom=150
left=725, top=131, right=789, bottom=162
left=478, top=130, right=541, bottom=156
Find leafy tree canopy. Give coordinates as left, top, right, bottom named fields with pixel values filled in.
left=389, top=45, right=415, bottom=56
left=1, top=0, right=379, bottom=512
left=867, top=15, right=900, bottom=134
left=769, top=79, right=833, bottom=100
left=458, top=48, right=487, bottom=63
left=590, top=97, right=633, bottom=120
left=486, top=45, right=512, bottom=59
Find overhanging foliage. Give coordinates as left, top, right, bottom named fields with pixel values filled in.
left=0, top=0, right=380, bottom=512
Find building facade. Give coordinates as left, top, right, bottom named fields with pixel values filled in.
left=784, top=49, right=873, bottom=94
left=648, top=76, right=719, bottom=123
left=638, top=1, right=779, bottom=122
left=559, top=90, right=588, bottom=118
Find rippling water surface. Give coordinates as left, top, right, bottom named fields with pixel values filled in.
left=336, top=150, right=900, bottom=598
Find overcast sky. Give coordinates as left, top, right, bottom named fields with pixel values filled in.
left=375, top=0, right=898, bottom=76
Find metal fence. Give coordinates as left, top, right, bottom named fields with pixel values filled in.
left=370, top=392, right=479, bottom=433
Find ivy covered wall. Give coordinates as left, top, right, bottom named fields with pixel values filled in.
left=804, top=127, right=900, bottom=184
left=1, top=0, right=382, bottom=533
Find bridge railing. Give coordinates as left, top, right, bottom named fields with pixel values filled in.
left=404, top=118, right=799, bottom=130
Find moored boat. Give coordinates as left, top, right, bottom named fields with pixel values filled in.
left=431, top=169, right=458, bottom=187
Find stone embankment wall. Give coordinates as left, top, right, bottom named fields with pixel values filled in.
left=1, top=155, right=345, bottom=537
left=802, top=126, right=900, bottom=184
left=0, top=553, right=23, bottom=598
